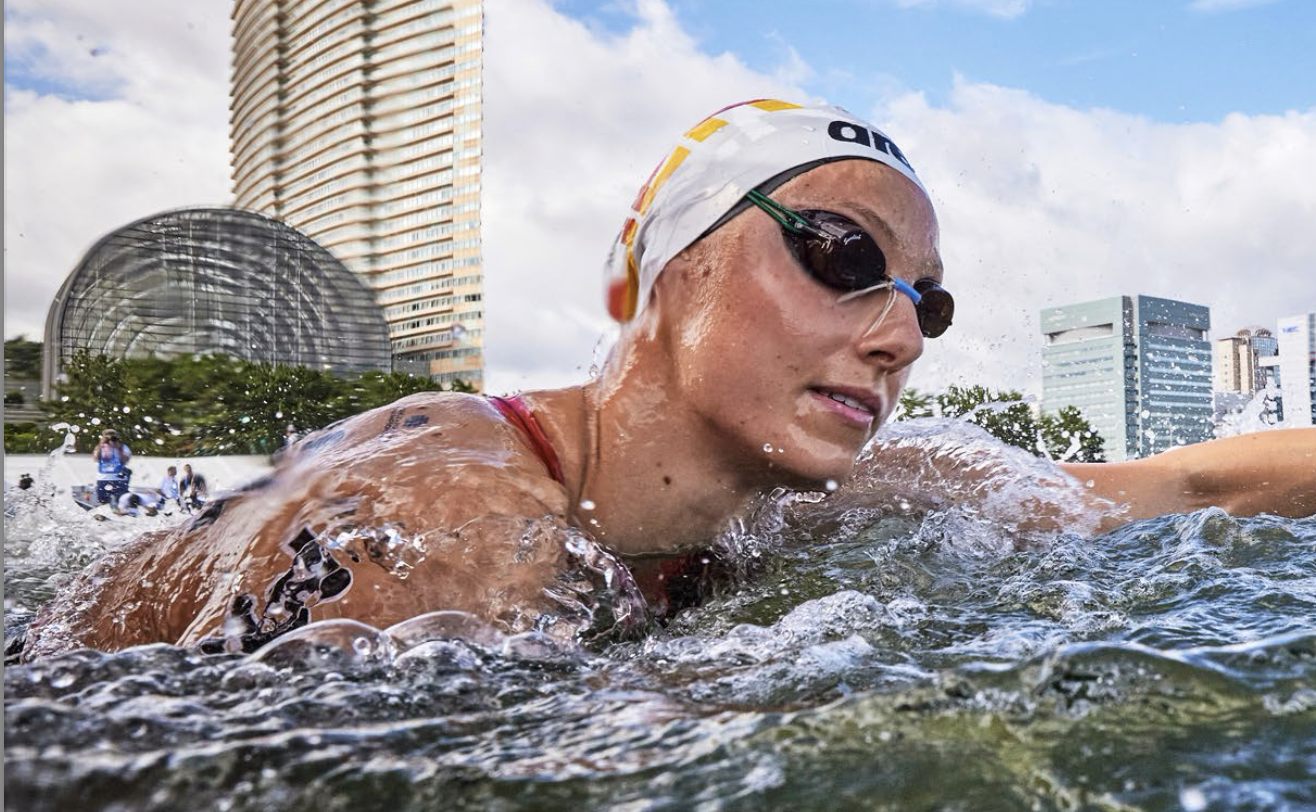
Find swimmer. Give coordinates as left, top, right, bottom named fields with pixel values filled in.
left=21, top=100, right=1316, bottom=660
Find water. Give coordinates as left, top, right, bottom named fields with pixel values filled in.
left=6, top=422, right=1316, bottom=811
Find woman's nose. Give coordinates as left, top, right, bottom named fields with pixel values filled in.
left=854, top=288, right=924, bottom=371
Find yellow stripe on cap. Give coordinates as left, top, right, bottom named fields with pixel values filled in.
left=684, top=116, right=728, bottom=142
left=750, top=99, right=801, bottom=112
left=637, top=146, right=690, bottom=216
left=624, top=246, right=640, bottom=320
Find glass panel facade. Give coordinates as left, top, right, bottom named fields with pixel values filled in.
left=1042, top=295, right=1213, bottom=460
left=42, top=208, right=393, bottom=394
left=230, top=0, right=485, bottom=390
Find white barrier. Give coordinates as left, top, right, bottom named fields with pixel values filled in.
left=4, top=453, right=274, bottom=495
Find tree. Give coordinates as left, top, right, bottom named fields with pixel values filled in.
left=190, top=360, right=343, bottom=455
left=936, top=384, right=1037, bottom=449
left=1038, top=405, right=1106, bottom=463
left=915, top=384, right=1106, bottom=463
left=4, top=422, right=51, bottom=454
left=330, top=370, right=449, bottom=418
left=3, top=336, right=43, bottom=379
left=20, top=351, right=478, bottom=457
left=42, top=351, right=136, bottom=452
left=895, top=386, right=934, bottom=420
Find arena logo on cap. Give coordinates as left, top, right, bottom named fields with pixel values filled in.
left=827, top=120, right=916, bottom=175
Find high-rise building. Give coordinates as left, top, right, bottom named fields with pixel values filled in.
left=229, top=0, right=484, bottom=388
left=1276, top=312, right=1316, bottom=427
left=1213, top=327, right=1278, bottom=395
left=1041, top=295, right=1213, bottom=461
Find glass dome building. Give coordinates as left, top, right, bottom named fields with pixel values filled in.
left=43, top=207, right=392, bottom=394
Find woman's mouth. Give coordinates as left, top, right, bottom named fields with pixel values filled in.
left=809, top=387, right=879, bottom=427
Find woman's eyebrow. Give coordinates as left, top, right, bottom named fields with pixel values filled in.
left=847, top=202, right=945, bottom=283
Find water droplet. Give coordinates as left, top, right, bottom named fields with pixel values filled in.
left=91, top=417, right=101, bottom=425
left=824, top=479, right=839, bottom=492
left=1179, top=786, right=1207, bottom=812
left=763, top=443, right=774, bottom=453
left=579, top=499, right=596, bottom=511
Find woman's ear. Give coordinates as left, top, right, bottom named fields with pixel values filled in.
left=606, top=278, right=631, bottom=322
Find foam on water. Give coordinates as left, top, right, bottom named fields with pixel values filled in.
left=5, top=422, right=1315, bottom=811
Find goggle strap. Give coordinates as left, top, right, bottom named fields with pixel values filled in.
left=746, top=190, right=816, bottom=235
left=863, top=286, right=900, bottom=337
left=835, top=278, right=922, bottom=305
left=835, top=281, right=892, bottom=304
left=891, top=277, right=922, bottom=304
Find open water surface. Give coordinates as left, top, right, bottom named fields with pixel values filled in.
left=5, top=422, right=1315, bottom=811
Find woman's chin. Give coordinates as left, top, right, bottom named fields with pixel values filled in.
left=757, top=452, right=856, bottom=492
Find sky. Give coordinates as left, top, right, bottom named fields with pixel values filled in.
left=4, top=0, right=1315, bottom=397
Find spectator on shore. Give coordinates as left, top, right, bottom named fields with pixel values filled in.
left=93, top=430, right=132, bottom=506
left=159, top=466, right=181, bottom=510
left=179, top=464, right=208, bottom=511
left=115, top=491, right=160, bottom=518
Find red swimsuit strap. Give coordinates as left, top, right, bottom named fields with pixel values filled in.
left=488, top=395, right=566, bottom=485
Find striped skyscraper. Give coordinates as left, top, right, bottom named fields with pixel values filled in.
left=230, top=0, right=484, bottom=388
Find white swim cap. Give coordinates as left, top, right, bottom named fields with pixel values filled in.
left=605, top=99, right=926, bottom=322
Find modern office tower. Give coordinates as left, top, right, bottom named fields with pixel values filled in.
left=230, top=0, right=485, bottom=388
left=1041, top=295, right=1213, bottom=461
left=1276, top=312, right=1316, bottom=426
left=1214, top=327, right=1278, bottom=395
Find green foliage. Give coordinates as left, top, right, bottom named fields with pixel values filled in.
left=895, top=383, right=1106, bottom=463
left=937, top=385, right=1038, bottom=450
left=896, top=387, right=934, bottom=420
left=4, top=336, right=43, bottom=379
left=14, top=352, right=471, bottom=457
left=4, top=422, right=52, bottom=454
left=329, top=370, right=449, bottom=418
left=5, top=390, right=25, bottom=405
left=1038, top=405, right=1106, bottom=463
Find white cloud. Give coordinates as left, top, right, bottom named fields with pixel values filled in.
left=480, top=0, right=807, bottom=392
left=485, top=1, right=1316, bottom=397
left=3, top=0, right=232, bottom=343
left=881, top=79, right=1316, bottom=393
left=7, top=0, right=1314, bottom=407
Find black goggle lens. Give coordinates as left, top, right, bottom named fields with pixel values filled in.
left=912, top=278, right=953, bottom=338
left=783, top=210, right=887, bottom=291
left=776, top=207, right=954, bottom=339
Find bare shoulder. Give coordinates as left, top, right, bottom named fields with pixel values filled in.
left=278, top=391, right=570, bottom=519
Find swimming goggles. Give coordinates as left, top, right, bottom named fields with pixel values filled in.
left=746, top=189, right=954, bottom=338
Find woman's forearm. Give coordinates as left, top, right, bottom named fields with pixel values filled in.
left=1061, top=428, right=1316, bottom=521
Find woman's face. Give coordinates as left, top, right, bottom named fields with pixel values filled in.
left=650, top=159, right=942, bottom=487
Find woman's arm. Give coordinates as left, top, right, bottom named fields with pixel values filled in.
left=1060, top=428, right=1316, bottom=522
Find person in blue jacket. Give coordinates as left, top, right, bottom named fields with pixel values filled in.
left=92, top=429, right=132, bottom=506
